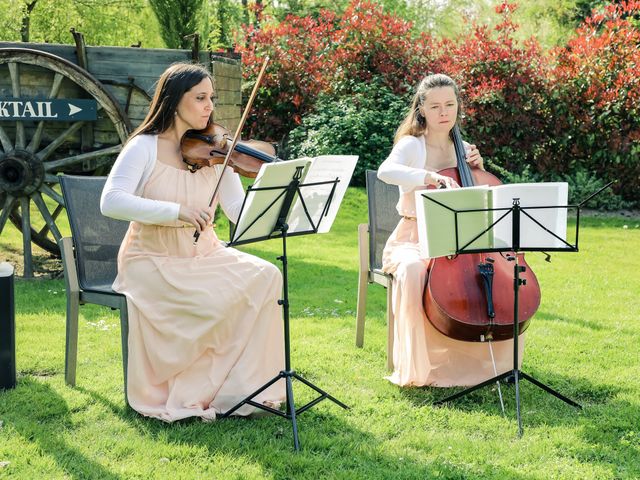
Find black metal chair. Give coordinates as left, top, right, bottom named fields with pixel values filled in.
left=58, top=175, right=129, bottom=400
left=355, top=170, right=400, bottom=370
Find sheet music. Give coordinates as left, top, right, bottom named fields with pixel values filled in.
left=287, top=155, right=358, bottom=234
left=231, top=158, right=310, bottom=243
left=491, top=182, right=568, bottom=248
left=415, top=182, right=570, bottom=256
left=415, top=186, right=493, bottom=258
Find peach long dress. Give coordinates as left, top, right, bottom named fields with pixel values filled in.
left=112, top=160, right=285, bottom=421
left=379, top=135, right=524, bottom=387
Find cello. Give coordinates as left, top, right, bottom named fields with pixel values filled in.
left=423, top=125, right=541, bottom=342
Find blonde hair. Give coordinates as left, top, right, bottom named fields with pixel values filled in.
left=394, top=73, right=463, bottom=144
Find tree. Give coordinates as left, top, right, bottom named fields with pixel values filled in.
left=267, top=0, right=350, bottom=20
left=507, top=0, right=578, bottom=48
left=149, top=0, right=205, bottom=49
left=0, top=0, right=26, bottom=42
left=204, top=0, right=243, bottom=50
left=21, top=0, right=38, bottom=42
left=0, top=0, right=164, bottom=47
left=572, top=0, right=625, bottom=24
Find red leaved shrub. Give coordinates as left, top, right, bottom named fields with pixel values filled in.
left=437, top=2, right=550, bottom=176
left=235, top=1, right=438, bottom=142
left=546, top=0, right=640, bottom=200
left=235, top=0, right=640, bottom=203
left=236, top=11, right=338, bottom=141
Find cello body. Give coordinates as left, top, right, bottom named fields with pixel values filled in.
left=422, top=147, right=541, bottom=342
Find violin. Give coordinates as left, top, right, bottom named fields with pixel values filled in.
left=180, top=122, right=279, bottom=177
left=423, top=125, right=541, bottom=342
left=191, top=56, right=271, bottom=244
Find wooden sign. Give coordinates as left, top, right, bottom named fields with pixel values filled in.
left=0, top=98, right=97, bottom=121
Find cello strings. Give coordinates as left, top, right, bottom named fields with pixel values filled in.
left=488, top=340, right=506, bottom=416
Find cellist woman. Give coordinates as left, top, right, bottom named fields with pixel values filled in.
left=377, top=73, right=524, bottom=387
left=100, top=63, right=285, bottom=421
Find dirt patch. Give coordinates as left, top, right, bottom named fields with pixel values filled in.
left=0, top=249, right=63, bottom=279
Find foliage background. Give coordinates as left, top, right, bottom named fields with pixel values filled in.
left=0, top=0, right=638, bottom=206
left=234, top=0, right=640, bottom=205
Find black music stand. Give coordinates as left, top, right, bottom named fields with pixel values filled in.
left=219, top=165, right=348, bottom=451
left=420, top=183, right=613, bottom=436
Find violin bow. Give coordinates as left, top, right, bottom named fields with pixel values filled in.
left=193, top=56, right=270, bottom=244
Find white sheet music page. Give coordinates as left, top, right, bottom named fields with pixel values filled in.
left=287, top=155, right=358, bottom=234
left=491, top=182, right=569, bottom=249
left=232, top=158, right=311, bottom=243
left=415, top=186, right=492, bottom=258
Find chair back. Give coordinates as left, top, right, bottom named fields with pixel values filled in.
left=365, top=170, right=400, bottom=271
left=59, top=175, right=129, bottom=292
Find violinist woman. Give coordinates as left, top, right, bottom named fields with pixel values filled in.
left=100, top=63, right=284, bottom=421
left=378, top=73, right=523, bottom=387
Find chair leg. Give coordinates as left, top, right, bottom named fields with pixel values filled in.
left=386, top=280, right=394, bottom=372
left=119, top=298, right=129, bottom=404
left=65, top=291, right=80, bottom=386
left=59, top=237, right=80, bottom=387
left=355, top=223, right=369, bottom=347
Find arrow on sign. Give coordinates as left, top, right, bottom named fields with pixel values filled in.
left=68, top=103, right=82, bottom=116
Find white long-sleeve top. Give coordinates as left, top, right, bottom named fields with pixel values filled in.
left=378, top=135, right=470, bottom=217
left=377, top=135, right=431, bottom=217
left=100, top=134, right=244, bottom=224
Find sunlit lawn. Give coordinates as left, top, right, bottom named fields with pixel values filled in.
left=0, top=187, right=639, bottom=479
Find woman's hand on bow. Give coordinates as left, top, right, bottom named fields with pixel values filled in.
left=425, top=172, right=460, bottom=189
left=179, top=205, right=216, bottom=232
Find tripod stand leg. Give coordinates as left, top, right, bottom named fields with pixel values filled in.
left=285, top=374, right=300, bottom=451
left=220, top=372, right=285, bottom=418
left=293, top=372, right=349, bottom=411
left=433, top=371, right=512, bottom=405
left=520, top=372, right=582, bottom=408
left=514, top=370, right=523, bottom=437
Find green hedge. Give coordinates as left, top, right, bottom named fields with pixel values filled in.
left=286, top=80, right=408, bottom=187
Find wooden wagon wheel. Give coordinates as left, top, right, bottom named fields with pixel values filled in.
left=0, top=48, right=130, bottom=277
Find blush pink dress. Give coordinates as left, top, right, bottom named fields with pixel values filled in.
left=379, top=135, right=524, bottom=387
left=113, top=160, right=285, bottom=421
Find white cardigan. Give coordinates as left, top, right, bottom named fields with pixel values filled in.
left=100, top=134, right=244, bottom=224
left=377, top=135, right=469, bottom=217
left=377, top=135, right=430, bottom=217
left=377, top=135, right=430, bottom=189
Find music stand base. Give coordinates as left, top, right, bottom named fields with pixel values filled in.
left=433, top=368, right=581, bottom=436
left=221, top=214, right=348, bottom=451
left=219, top=369, right=349, bottom=451
left=424, top=196, right=592, bottom=437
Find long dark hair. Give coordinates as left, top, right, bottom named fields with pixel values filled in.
left=394, top=73, right=463, bottom=144
left=129, top=62, right=214, bottom=140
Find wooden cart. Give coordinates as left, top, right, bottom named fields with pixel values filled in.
left=0, top=34, right=242, bottom=277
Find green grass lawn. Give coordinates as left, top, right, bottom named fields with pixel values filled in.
left=0, top=187, right=639, bottom=479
